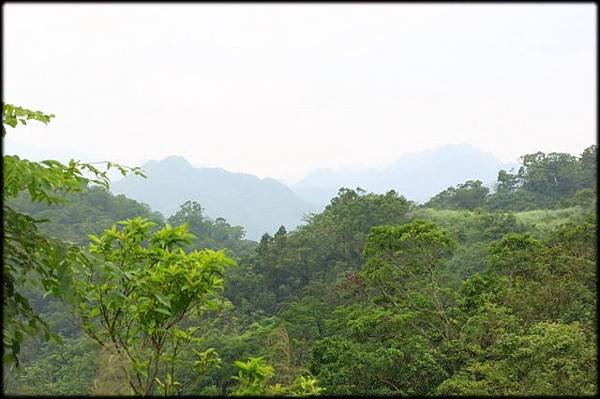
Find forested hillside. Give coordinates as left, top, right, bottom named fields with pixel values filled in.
left=3, top=105, right=596, bottom=396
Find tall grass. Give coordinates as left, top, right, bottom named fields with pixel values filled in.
left=411, top=206, right=589, bottom=240
left=514, top=206, right=588, bottom=237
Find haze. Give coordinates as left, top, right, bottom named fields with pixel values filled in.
left=3, top=3, right=596, bottom=183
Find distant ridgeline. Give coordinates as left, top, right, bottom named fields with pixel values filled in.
left=110, top=145, right=594, bottom=240
left=292, top=143, right=520, bottom=206
left=9, top=145, right=595, bottom=245
left=110, top=156, right=318, bottom=240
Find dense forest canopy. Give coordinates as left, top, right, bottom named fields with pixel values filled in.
left=2, top=104, right=597, bottom=396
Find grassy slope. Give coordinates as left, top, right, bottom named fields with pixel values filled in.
left=411, top=206, right=589, bottom=239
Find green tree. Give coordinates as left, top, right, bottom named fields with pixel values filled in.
left=361, top=222, right=457, bottom=327
left=309, top=334, right=445, bottom=395
left=519, top=151, right=579, bottom=201
left=425, top=180, right=489, bottom=210
left=232, top=356, right=323, bottom=396
left=166, top=201, right=255, bottom=260
left=2, top=103, right=144, bottom=366
left=487, top=146, right=596, bottom=211
left=2, top=337, right=100, bottom=395
left=63, top=217, right=234, bottom=395
left=437, top=322, right=596, bottom=396
left=577, top=145, right=597, bottom=190
left=249, top=188, right=412, bottom=306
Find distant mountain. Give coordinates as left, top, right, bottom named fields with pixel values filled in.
left=292, top=144, right=518, bottom=207
left=111, top=156, right=318, bottom=240
left=110, top=146, right=517, bottom=239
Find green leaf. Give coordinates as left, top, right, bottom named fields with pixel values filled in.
left=153, top=292, right=171, bottom=308
left=155, top=307, right=172, bottom=316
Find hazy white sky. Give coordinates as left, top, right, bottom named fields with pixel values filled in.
left=3, top=3, right=596, bottom=182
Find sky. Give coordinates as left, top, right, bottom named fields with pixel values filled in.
left=3, top=3, right=596, bottom=183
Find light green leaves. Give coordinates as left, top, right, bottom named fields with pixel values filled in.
left=231, top=356, right=324, bottom=396
left=66, top=217, right=235, bottom=395
left=2, top=103, right=150, bottom=366
left=192, top=347, right=222, bottom=375
left=1, top=103, right=54, bottom=136
left=231, top=356, right=275, bottom=395
left=155, top=373, right=181, bottom=395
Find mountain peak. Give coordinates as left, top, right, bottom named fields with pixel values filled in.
left=142, top=155, right=194, bottom=173
left=293, top=144, right=514, bottom=205
left=110, top=156, right=317, bottom=240
left=158, top=155, right=193, bottom=168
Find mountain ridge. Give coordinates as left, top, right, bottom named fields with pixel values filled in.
left=110, top=144, right=518, bottom=240
left=292, top=143, right=518, bottom=206
left=111, top=157, right=318, bottom=240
